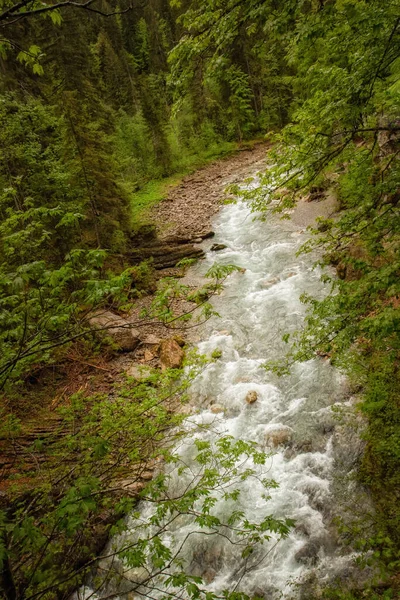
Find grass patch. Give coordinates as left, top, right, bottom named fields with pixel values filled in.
left=129, top=140, right=239, bottom=227
left=130, top=174, right=183, bottom=226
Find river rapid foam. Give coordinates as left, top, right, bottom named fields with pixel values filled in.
left=76, top=197, right=358, bottom=600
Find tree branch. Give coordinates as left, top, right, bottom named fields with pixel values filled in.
left=0, top=0, right=133, bottom=25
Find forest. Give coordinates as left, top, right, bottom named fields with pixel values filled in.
left=0, top=0, right=399, bottom=599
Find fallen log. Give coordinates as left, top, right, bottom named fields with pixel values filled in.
left=129, top=243, right=205, bottom=269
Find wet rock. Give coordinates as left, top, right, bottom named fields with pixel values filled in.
left=235, top=376, right=252, bottom=383
left=192, top=238, right=203, bottom=244
left=201, top=231, right=215, bottom=239
left=303, top=484, right=326, bottom=513
left=295, top=522, right=311, bottom=537
left=295, top=439, right=313, bottom=453
left=295, top=539, right=321, bottom=566
left=245, top=390, right=258, bottom=404
left=126, top=364, right=153, bottom=381
left=259, top=277, right=280, bottom=288
left=218, top=330, right=231, bottom=336
left=211, top=243, right=227, bottom=251
left=159, top=339, right=184, bottom=370
left=265, top=426, right=293, bottom=448
left=89, top=311, right=140, bottom=352
left=210, top=404, right=225, bottom=414
left=319, top=422, right=335, bottom=434
left=189, top=543, right=225, bottom=579
left=202, top=569, right=217, bottom=584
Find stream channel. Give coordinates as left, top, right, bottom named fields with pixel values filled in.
left=77, top=180, right=360, bottom=599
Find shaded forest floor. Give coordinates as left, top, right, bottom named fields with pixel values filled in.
left=0, top=142, right=269, bottom=490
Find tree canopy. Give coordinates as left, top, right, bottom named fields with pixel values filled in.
left=1, top=0, right=400, bottom=598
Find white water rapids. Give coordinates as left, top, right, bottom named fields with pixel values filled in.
left=77, top=193, right=358, bottom=600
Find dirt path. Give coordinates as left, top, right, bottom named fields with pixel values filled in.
left=152, top=143, right=268, bottom=240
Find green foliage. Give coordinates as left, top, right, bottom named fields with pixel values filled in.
left=0, top=354, right=293, bottom=599
left=169, top=0, right=293, bottom=137
left=234, top=0, right=400, bottom=584
left=4, top=0, right=400, bottom=597
left=0, top=94, right=135, bottom=390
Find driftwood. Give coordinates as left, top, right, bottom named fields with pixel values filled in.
left=129, top=242, right=205, bottom=269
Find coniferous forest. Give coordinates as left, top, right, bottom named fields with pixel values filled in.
left=0, top=1, right=399, bottom=599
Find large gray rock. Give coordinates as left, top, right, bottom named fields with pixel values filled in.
left=89, top=311, right=140, bottom=352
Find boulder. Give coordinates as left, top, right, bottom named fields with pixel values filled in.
left=173, top=334, right=186, bottom=347
left=265, top=426, right=293, bottom=448
left=144, top=348, right=156, bottom=362
left=210, top=404, right=225, bottom=414
left=89, top=311, right=140, bottom=352
left=159, top=338, right=184, bottom=370
left=211, top=243, right=227, bottom=252
left=295, top=540, right=321, bottom=566
left=245, top=390, right=258, bottom=404
left=141, top=334, right=161, bottom=346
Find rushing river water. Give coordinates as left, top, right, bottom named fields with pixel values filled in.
left=77, top=192, right=357, bottom=600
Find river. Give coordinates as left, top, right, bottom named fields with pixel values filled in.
left=76, top=182, right=357, bottom=600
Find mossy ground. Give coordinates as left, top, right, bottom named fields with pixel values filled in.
left=129, top=140, right=239, bottom=226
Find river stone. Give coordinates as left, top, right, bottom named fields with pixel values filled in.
left=295, top=539, right=321, bottom=566
left=202, top=568, right=217, bottom=584
left=210, top=404, right=225, bottom=414
left=265, top=425, right=293, bottom=448
left=159, top=338, right=184, bottom=370
left=89, top=310, right=140, bottom=352
left=245, top=390, right=258, bottom=404
left=260, top=277, right=280, bottom=289
left=211, top=243, right=227, bottom=251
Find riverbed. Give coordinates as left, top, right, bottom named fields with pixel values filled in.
left=76, top=179, right=358, bottom=600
